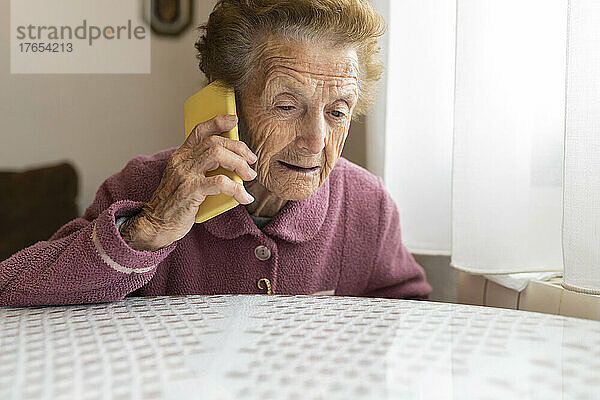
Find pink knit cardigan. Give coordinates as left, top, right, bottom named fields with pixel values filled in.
left=0, top=148, right=431, bottom=306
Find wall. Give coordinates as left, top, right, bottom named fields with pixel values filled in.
left=0, top=1, right=211, bottom=213
left=0, top=1, right=368, bottom=215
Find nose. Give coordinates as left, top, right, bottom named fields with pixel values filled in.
left=296, top=112, right=326, bottom=155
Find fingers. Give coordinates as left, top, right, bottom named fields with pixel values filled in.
left=219, top=137, right=258, bottom=164
left=177, top=113, right=259, bottom=206
left=200, top=135, right=257, bottom=165
left=186, top=114, right=258, bottom=164
left=187, top=114, right=237, bottom=143
left=198, top=145, right=257, bottom=181
left=200, top=174, right=255, bottom=204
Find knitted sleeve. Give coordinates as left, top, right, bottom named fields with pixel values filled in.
left=0, top=156, right=177, bottom=306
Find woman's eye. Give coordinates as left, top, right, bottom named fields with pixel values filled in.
left=330, top=110, right=346, bottom=118
left=277, top=105, right=295, bottom=111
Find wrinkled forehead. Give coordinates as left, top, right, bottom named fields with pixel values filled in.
left=253, top=39, right=360, bottom=93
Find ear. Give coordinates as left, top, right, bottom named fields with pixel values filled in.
left=234, top=92, right=250, bottom=144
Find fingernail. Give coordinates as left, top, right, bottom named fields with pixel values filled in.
left=245, top=193, right=255, bottom=203
left=250, top=169, right=257, bottom=179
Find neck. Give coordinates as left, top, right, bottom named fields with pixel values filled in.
left=244, top=180, right=288, bottom=217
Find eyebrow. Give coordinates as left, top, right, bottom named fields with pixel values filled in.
left=337, top=92, right=358, bottom=104
left=281, top=85, right=304, bottom=99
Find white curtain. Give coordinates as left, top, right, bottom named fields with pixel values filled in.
left=452, top=0, right=566, bottom=273
left=379, top=0, right=566, bottom=270
left=563, top=0, right=600, bottom=294
left=382, top=0, right=456, bottom=255
left=373, top=0, right=600, bottom=291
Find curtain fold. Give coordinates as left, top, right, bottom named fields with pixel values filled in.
left=381, top=0, right=456, bottom=255
left=451, top=0, right=566, bottom=273
left=563, top=0, right=600, bottom=294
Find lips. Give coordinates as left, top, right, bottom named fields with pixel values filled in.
left=278, top=160, right=320, bottom=173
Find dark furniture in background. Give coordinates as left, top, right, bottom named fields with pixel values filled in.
left=0, top=163, right=78, bottom=261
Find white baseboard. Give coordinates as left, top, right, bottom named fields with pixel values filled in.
left=455, top=271, right=600, bottom=321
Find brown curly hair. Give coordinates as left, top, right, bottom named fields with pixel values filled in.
left=195, top=0, right=385, bottom=117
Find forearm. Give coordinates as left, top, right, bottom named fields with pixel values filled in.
left=0, top=201, right=176, bottom=306
left=118, top=209, right=176, bottom=252
left=362, top=273, right=431, bottom=300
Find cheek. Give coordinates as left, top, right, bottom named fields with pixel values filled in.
left=242, top=108, right=296, bottom=178
left=316, top=122, right=349, bottom=187
left=323, top=123, right=350, bottom=172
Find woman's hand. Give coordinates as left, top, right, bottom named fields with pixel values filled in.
left=120, top=114, right=257, bottom=251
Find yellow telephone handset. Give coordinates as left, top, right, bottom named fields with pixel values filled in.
left=184, top=81, right=243, bottom=223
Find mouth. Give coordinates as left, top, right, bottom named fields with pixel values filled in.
left=278, top=160, right=321, bottom=174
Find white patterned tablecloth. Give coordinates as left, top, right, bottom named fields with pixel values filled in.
left=1, top=295, right=599, bottom=400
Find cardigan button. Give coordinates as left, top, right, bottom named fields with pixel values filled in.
left=254, top=245, right=271, bottom=261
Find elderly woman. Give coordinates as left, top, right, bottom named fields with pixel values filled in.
left=0, top=0, right=430, bottom=306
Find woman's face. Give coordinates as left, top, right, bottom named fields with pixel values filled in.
left=238, top=39, right=359, bottom=201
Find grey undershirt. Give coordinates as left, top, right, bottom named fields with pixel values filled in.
left=250, top=215, right=272, bottom=230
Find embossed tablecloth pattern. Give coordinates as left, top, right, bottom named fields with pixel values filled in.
left=1, top=295, right=600, bottom=400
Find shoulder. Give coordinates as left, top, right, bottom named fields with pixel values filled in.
left=103, top=147, right=177, bottom=201
left=83, top=147, right=178, bottom=219
left=327, top=157, right=393, bottom=225
left=328, top=157, right=386, bottom=204
left=123, top=147, right=177, bottom=173
left=117, top=147, right=176, bottom=181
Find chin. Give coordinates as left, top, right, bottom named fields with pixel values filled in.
left=262, top=174, right=320, bottom=201
left=269, top=183, right=317, bottom=201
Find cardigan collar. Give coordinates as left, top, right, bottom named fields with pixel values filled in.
left=203, top=177, right=330, bottom=243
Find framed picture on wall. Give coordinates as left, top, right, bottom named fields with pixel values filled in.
left=143, top=0, right=193, bottom=36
